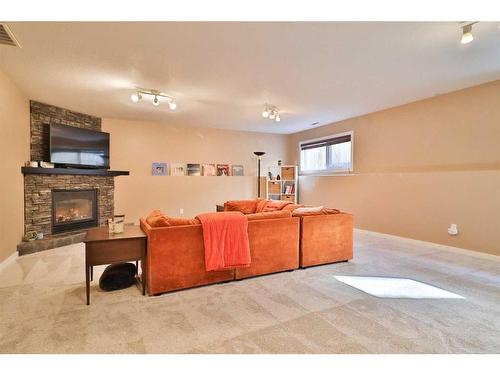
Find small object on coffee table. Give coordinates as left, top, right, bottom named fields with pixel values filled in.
left=113, top=214, right=125, bottom=234
left=99, top=263, right=137, bottom=291
left=83, top=224, right=147, bottom=305
left=108, top=218, right=114, bottom=234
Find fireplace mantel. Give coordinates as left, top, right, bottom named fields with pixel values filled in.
left=21, top=167, right=129, bottom=177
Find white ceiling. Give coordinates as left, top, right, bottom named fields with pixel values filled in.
left=1, top=22, right=499, bottom=134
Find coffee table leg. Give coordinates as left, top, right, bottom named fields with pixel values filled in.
left=135, top=260, right=139, bottom=276
left=86, top=265, right=90, bottom=305
left=90, top=266, right=93, bottom=281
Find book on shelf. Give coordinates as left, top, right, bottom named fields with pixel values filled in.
left=283, top=183, right=295, bottom=194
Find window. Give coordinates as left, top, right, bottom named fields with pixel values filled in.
left=299, top=131, right=353, bottom=175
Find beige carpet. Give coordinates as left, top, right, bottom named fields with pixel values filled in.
left=1, top=231, right=499, bottom=354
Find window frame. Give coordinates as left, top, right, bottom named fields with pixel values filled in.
left=298, top=130, right=354, bottom=176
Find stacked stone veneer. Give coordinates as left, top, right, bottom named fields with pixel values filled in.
left=24, top=101, right=114, bottom=236
left=24, top=175, right=114, bottom=235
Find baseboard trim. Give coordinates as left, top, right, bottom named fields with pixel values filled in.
left=0, top=251, right=19, bottom=273
left=354, top=228, right=500, bottom=262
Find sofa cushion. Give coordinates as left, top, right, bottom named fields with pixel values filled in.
left=261, top=200, right=293, bottom=212
left=255, top=198, right=268, bottom=213
left=281, top=204, right=306, bottom=212
left=292, top=206, right=341, bottom=217
left=146, top=210, right=170, bottom=227
left=167, top=216, right=201, bottom=226
left=246, top=210, right=292, bottom=221
left=224, top=199, right=260, bottom=214
left=146, top=209, right=162, bottom=220
left=145, top=210, right=200, bottom=227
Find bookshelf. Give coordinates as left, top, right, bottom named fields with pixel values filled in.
left=266, top=165, right=298, bottom=203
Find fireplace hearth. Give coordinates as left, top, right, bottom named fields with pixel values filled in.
left=52, top=189, right=98, bottom=234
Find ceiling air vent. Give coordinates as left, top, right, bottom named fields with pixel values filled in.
left=0, top=23, right=21, bottom=47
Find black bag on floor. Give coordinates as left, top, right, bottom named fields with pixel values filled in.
left=99, top=263, right=136, bottom=291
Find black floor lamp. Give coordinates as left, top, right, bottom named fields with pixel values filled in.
left=253, top=151, right=265, bottom=198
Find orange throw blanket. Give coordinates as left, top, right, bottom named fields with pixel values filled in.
left=196, top=212, right=251, bottom=271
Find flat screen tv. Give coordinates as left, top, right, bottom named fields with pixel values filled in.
left=50, top=124, right=110, bottom=169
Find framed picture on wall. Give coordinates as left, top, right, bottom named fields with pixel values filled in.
left=187, top=163, right=201, bottom=176
left=152, top=162, right=168, bottom=176
left=232, top=165, right=244, bottom=176
left=171, top=163, right=186, bottom=176
left=217, top=164, right=231, bottom=176
left=202, top=163, right=216, bottom=176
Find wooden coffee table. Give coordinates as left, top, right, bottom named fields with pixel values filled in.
left=83, top=225, right=147, bottom=305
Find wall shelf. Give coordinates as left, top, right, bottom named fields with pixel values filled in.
left=21, top=167, right=130, bottom=177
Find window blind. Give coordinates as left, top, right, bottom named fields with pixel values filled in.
left=300, top=134, right=351, bottom=151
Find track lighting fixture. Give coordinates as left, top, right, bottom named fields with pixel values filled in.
left=130, top=88, right=177, bottom=110
left=261, top=104, right=281, bottom=123
left=460, top=22, right=477, bottom=44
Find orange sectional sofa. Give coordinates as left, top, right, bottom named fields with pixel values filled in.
left=140, top=211, right=299, bottom=295
left=140, top=199, right=352, bottom=295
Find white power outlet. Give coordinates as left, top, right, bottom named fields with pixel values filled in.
left=179, top=208, right=184, bottom=215
left=448, top=224, right=458, bottom=236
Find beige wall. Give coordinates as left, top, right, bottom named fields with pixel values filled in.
left=102, top=118, right=288, bottom=223
left=0, top=69, right=29, bottom=262
left=2, top=71, right=497, bottom=260
left=288, top=80, right=500, bottom=255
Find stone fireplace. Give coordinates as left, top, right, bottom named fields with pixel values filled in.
left=52, top=189, right=98, bottom=234
left=24, top=174, right=114, bottom=237
left=18, top=101, right=128, bottom=255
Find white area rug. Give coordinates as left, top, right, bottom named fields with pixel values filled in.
left=334, top=276, right=465, bottom=299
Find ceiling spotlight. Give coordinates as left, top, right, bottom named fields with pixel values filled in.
left=262, top=110, right=269, bottom=118
left=130, top=92, right=142, bottom=103
left=168, top=100, right=177, bottom=111
left=460, top=23, right=476, bottom=44
left=269, top=111, right=276, bottom=120
left=275, top=115, right=281, bottom=122
left=152, top=96, right=160, bottom=106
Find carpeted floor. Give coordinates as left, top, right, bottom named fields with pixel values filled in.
left=1, top=230, right=499, bottom=354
